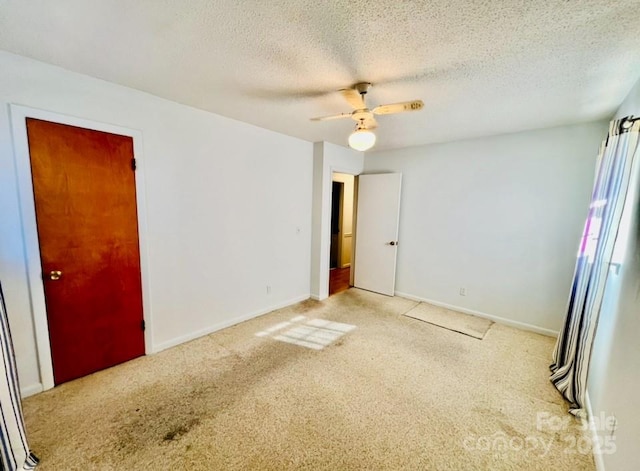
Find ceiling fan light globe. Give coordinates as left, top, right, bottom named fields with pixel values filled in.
left=348, top=129, right=376, bottom=151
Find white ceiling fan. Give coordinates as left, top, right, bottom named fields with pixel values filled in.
left=310, top=82, right=424, bottom=151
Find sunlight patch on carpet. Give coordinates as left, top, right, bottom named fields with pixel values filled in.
left=255, top=316, right=356, bottom=350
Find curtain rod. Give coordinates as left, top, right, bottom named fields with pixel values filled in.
left=619, top=115, right=639, bottom=133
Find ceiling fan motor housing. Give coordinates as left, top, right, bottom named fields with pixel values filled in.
left=352, top=109, right=372, bottom=122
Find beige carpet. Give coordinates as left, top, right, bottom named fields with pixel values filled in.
left=403, top=302, right=493, bottom=339
left=23, top=289, right=594, bottom=470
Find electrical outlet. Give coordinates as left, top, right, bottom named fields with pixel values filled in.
left=459, top=287, right=466, bottom=296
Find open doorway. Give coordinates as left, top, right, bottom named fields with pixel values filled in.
left=329, top=172, right=355, bottom=295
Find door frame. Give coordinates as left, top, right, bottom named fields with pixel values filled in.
left=330, top=179, right=344, bottom=270
left=310, top=142, right=363, bottom=300
left=318, top=164, right=360, bottom=300
left=9, top=104, right=153, bottom=392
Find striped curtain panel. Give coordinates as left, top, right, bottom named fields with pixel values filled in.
left=0, top=283, right=39, bottom=470
left=551, top=116, right=640, bottom=417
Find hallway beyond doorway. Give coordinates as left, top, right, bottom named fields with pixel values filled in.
left=329, top=267, right=350, bottom=295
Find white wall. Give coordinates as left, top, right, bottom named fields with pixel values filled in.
left=588, top=77, right=640, bottom=471
left=0, top=51, right=313, bottom=395
left=332, top=173, right=355, bottom=268
left=310, top=142, right=363, bottom=300
left=364, top=121, right=608, bottom=334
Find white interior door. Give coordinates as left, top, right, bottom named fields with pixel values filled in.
left=354, top=173, right=402, bottom=296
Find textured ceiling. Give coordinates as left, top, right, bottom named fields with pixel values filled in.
left=1, top=0, right=640, bottom=151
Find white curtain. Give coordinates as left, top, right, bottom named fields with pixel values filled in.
left=550, top=116, right=640, bottom=416
left=0, top=283, right=38, bottom=470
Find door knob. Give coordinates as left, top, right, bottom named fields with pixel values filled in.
left=388, top=241, right=398, bottom=246
left=48, top=270, right=62, bottom=281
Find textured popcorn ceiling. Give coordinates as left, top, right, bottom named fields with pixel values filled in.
left=1, top=0, right=639, bottom=151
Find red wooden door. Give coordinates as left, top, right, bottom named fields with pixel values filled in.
left=26, top=118, right=145, bottom=385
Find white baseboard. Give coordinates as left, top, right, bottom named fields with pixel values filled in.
left=394, top=292, right=559, bottom=337
left=152, top=294, right=310, bottom=353
left=21, top=383, right=43, bottom=398
left=585, top=390, right=606, bottom=471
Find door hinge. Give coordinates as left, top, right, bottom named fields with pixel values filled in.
left=131, top=158, right=137, bottom=171
left=141, top=320, right=146, bottom=331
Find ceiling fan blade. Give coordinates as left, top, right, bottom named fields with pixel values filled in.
left=310, top=113, right=352, bottom=121
left=340, top=88, right=366, bottom=110
left=372, top=100, right=424, bottom=115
